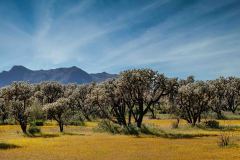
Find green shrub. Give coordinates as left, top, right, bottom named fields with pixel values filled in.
left=204, top=120, right=220, bottom=129
left=67, top=120, right=85, bottom=126
left=140, top=124, right=160, bottom=136
left=122, top=124, right=140, bottom=135
left=28, top=125, right=41, bottom=135
left=95, top=121, right=163, bottom=136
left=4, top=118, right=16, bottom=125
left=29, top=102, right=45, bottom=120
left=30, top=120, right=44, bottom=126
left=36, top=120, right=44, bottom=126
left=96, top=120, right=121, bottom=134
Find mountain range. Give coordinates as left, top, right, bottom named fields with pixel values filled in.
left=0, top=65, right=117, bottom=87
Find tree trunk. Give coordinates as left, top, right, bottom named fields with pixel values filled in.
left=150, top=108, right=156, bottom=119
left=59, top=123, right=64, bottom=132
left=121, top=118, right=127, bottom=126
left=128, top=110, right=132, bottom=125
left=192, top=117, right=198, bottom=126
left=216, top=110, right=224, bottom=119
left=2, top=116, right=6, bottom=124
left=177, top=118, right=180, bottom=125
left=231, top=107, right=236, bottom=113
left=84, top=114, right=91, bottom=121
left=198, top=115, right=201, bottom=123
left=20, top=122, right=27, bottom=134
left=137, top=115, right=143, bottom=128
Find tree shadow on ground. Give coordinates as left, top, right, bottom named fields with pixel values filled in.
left=63, top=132, right=86, bottom=136
left=158, top=132, right=218, bottom=139
left=0, top=143, right=20, bottom=150
left=137, top=125, right=219, bottom=139
left=134, top=131, right=218, bottom=139
left=25, top=133, right=60, bottom=138
left=196, top=125, right=240, bottom=132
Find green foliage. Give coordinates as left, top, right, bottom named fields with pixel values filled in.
left=140, top=124, right=160, bottom=136
left=1, top=118, right=16, bottom=125
left=28, top=124, right=41, bottom=135
left=122, top=124, right=140, bottom=135
left=30, top=119, right=44, bottom=126
left=204, top=120, right=220, bottom=129
left=96, top=120, right=140, bottom=135
left=96, top=120, right=163, bottom=136
left=222, top=112, right=240, bottom=120
left=96, top=120, right=121, bottom=134
left=67, top=120, right=85, bottom=126
left=66, top=113, right=86, bottom=126
left=35, top=120, right=44, bottom=126
left=29, top=102, right=45, bottom=121
left=28, top=120, right=42, bottom=136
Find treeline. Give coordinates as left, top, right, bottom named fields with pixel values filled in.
left=0, top=69, right=239, bottom=133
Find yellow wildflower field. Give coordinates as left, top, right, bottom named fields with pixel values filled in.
left=0, top=120, right=240, bottom=160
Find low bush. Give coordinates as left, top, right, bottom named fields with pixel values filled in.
left=66, top=120, right=85, bottom=126
left=3, top=118, right=16, bottom=125
left=28, top=125, right=41, bottom=135
left=140, top=124, right=160, bottom=136
left=35, top=120, right=44, bottom=126
left=95, top=120, right=163, bottom=136
left=30, top=119, right=44, bottom=126
left=204, top=120, right=220, bottom=129
left=96, top=120, right=121, bottom=134
left=122, top=124, right=140, bottom=135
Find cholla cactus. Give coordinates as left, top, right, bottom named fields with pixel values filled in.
left=117, top=69, right=177, bottom=128
left=0, top=97, right=9, bottom=124
left=208, top=77, right=227, bottom=119
left=40, top=81, right=64, bottom=104
left=176, top=81, right=211, bottom=126
left=1, top=82, right=33, bottom=133
left=69, top=84, right=94, bottom=121
left=43, top=98, right=71, bottom=132
left=224, top=77, right=240, bottom=113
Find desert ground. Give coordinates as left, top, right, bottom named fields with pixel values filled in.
left=1, top=118, right=240, bottom=160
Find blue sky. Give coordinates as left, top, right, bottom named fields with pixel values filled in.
left=0, top=0, right=240, bottom=79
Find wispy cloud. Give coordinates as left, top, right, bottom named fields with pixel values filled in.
left=0, top=0, right=239, bottom=79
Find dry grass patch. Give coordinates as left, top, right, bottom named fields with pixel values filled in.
left=0, top=120, right=240, bottom=160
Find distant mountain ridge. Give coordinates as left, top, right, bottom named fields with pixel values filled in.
left=0, top=65, right=117, bottom=87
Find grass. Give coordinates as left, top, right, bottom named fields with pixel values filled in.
left=222, top=112, right=240, bottom=120
left=0, top=119, right=239, bottom=160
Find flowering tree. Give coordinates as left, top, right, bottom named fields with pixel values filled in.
left=176, top=81, right=211, bottom=125
left=69, top=84, right=94, bottom=121
left=224, top=77, right=240, bottom=113
left=0, top=97, right=9, bottom=124
left=118, top=69, right=174, bottom=127
left=1, top=82, right=33, bottom=133
left=40, top=82, right=64, bottom=104
left=208, top=77, right=227, bottom=119
left=43, top=98, right=71, bottom=132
